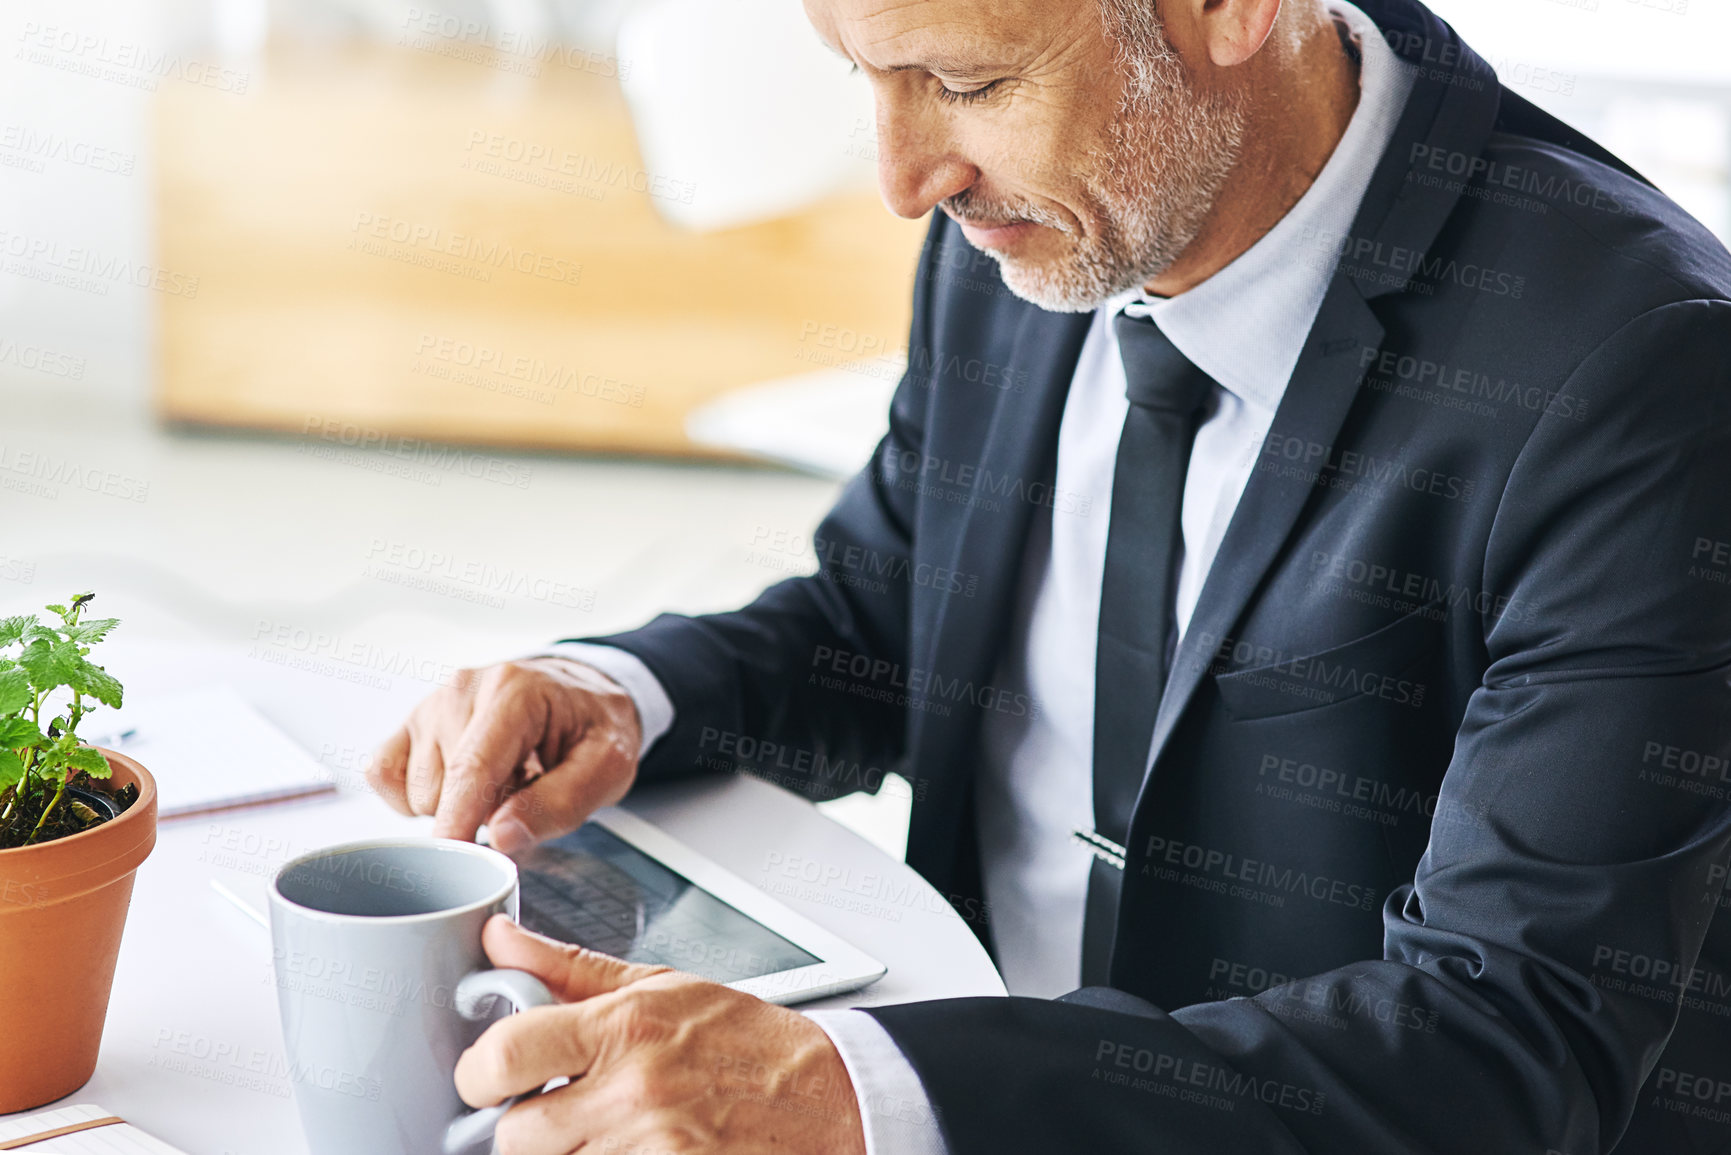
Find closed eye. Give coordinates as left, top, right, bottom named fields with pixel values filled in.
left=935, top=78, right=1004, bottom=106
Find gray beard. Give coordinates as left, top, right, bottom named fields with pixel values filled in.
left=964, top=53, right=1248, bottom=314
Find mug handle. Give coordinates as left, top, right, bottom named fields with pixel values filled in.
left=441, top=968, right=559, bottom=1155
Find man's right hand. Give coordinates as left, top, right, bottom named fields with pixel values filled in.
left=367, top=657, right=644, bottom=853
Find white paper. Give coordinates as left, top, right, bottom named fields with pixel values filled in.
left=89, top=685, right=334, bottom=819
left=0, top=1103, right=187, bottom=1154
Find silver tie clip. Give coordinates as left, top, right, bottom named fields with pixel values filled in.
left=1071, top=828, right=1126, bottom=870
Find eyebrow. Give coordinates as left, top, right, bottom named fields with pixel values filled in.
left=884, top=58, right=997, bottom=79
left=821, top=41, right=997, bottom=80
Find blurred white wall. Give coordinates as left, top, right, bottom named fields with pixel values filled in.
left=0, top=0, right=1727, bottom=411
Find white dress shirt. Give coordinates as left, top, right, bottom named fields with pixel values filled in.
left=551, top=5, right=1414, bottom=1150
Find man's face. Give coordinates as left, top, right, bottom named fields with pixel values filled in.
left=803, top=0, right=1253, bottom=311
left=805, top=0, right=1248, bottom=312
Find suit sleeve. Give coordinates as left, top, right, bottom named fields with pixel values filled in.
left=865, top=300, right=1731, bottom=1154
left=564, top=215, right=947, bottom=802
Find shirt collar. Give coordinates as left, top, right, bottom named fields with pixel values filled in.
left=1112, top=0, right=1416, bottom=415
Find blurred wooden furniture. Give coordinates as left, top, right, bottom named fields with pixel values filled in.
left=154, top=41, right=924, bottom=459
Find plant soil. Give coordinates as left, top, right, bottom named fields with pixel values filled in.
left=0, top=771, right=137, bottom=850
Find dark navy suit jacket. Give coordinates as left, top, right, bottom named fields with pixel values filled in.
left=586, top=0, right=1731, bottom=1149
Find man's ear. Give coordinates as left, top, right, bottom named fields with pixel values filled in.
left=1192, top=0, right=1284, bottom=68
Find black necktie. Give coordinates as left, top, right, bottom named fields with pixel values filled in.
left=1081, top=311, right=1215, bottom=986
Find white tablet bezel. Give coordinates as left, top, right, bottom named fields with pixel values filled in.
left=519, top=807, right=888, bottom=1006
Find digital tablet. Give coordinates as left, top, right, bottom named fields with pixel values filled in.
left=504, top=808, right=887, bottom=1005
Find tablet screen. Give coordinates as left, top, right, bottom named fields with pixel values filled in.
left=514, top=824, right=821, bottom=983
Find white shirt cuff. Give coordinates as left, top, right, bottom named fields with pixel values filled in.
left=536, top=642, right=675, bottom=759
left=806, top=1009, right=948, bottom=1155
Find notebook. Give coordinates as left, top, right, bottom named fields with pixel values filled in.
left=0, top=1103, right=187, bottom=1153
left=88, top=684, right=336, bottom=819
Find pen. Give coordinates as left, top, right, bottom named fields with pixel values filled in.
left=85, top=727, right=138, bottom=749
left=210, top=879, right=270, bottom=932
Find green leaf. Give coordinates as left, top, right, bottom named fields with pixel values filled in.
left=33, top=734, right=79, bottom=787
left=0, top=668, right=29, bottom=715
left=81, top=664, right=124, bottom=709
left=18, top=623, right=59, bottom=648
left=0, top=616, right=33, bottom=648
left=0, top=717, right=42, bottom=748
left=71, top=662, right=123, bottom=710
left=17, top=639, right=79, bottom=692
left=0, top=750, right=22, bottom=791
left=65, top=746, right=110, bottom=778
left=62, top=617, right=119, bottom=647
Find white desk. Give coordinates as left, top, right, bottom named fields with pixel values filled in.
left=0, top=406, right=1003, bottom=1152
left=0, top=656, right=1003, bottom=1155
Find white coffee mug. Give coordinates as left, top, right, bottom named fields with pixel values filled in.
left=268, top=838, right=555, bottom=1155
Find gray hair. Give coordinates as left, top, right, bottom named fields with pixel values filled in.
left=1098, top=0, right=1307, bottom=98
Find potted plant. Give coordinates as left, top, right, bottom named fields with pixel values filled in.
left=0, top=593, right=157, bottom=1113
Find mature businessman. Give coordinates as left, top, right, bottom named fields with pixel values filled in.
left=369, top=0, right=1731, bottom=1150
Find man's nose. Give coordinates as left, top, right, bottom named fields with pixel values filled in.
left=873, top=101, right=977, bottom=220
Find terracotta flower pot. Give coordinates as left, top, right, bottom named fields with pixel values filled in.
left=0, top=749, right=157, bottom=1113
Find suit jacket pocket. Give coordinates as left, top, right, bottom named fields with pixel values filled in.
left=1213, top=597, right=1447, bottom=721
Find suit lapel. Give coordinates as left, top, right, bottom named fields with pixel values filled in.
left=907, top=0, right=1511, bottom=889
left=1146, top=279, right=1385, bottom=769
left=1137, top=0, right=1504, bottom=784
left=903, top=303, right=1093, bottom=893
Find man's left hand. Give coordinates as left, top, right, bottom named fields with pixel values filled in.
left=456, top=915, right=869, bottom=1155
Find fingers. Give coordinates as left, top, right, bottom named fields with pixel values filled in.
left=405, top=737, right=446, bottom=816
left=484, top=739, right=632, bottom=854
left=374, top=678, right=476, bottom=819
left=371, top=658, right=641, bottom=847
left=488, top=1076, right=633, bottom=1155
left=368, top=727, right=412, bottom=815
left=432, top=682, right=543, bottom=842
left=481, top=915, right=670, bottom=1002
left=454, top=1001, right=599, bottom=1109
